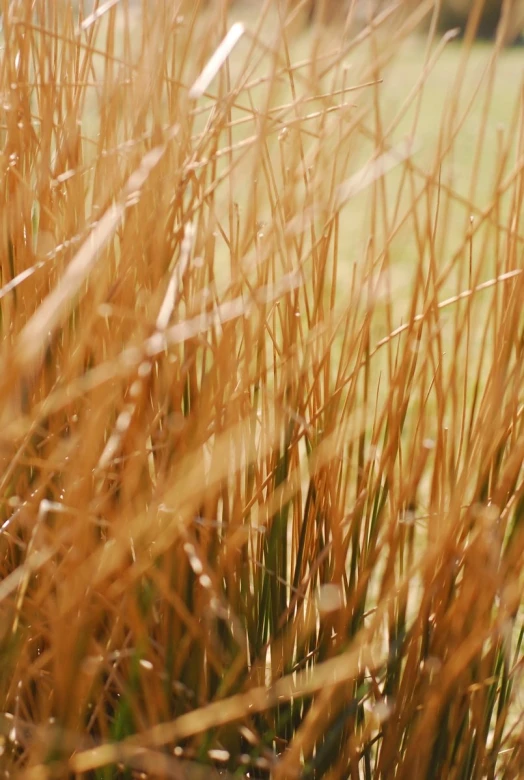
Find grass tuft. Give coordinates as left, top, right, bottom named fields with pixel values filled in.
left=0, top=1, right=522, bottom=777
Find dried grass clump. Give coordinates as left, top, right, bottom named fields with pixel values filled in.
left=0, top=0, right=522, bottom=778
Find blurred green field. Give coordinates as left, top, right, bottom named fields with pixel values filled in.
left=84, top=5, right=524, bottom=267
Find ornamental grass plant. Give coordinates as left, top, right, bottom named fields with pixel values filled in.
left=0, top=0, right=522, bottom=777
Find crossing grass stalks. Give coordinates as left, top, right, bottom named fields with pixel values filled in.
left=0, top=0, right=522, bottom=777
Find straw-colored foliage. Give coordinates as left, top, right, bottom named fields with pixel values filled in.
left=0, top=0, right=522, bottom=778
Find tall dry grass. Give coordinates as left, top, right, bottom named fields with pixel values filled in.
left=0, top=0, right=522, bottom=777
